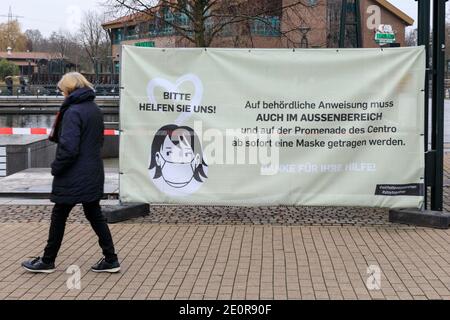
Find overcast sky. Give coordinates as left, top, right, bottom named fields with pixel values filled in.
left=0, top=0, right=442, bottom=37
left=0, top=0, right=104, bottom=36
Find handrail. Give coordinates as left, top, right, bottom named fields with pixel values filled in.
left=0, top=84, right=120, bottom=97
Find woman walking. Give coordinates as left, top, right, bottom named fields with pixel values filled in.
left=21, top=72, right=120, bottom=273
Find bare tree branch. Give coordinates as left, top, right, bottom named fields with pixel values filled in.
left=101, top=0, right=325, bottom=47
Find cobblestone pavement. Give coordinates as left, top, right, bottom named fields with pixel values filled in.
left=0, top=204, right=408, bottom=228
left=0, top=155, right=449, bottom=300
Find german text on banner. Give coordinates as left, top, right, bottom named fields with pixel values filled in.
left=119, top=46, right=425, bottom=209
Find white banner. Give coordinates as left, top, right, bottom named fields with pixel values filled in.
left=119, top=46, right=425, bottom=208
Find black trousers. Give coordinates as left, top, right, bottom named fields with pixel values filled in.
left=42, top=200, right=118, bottom=264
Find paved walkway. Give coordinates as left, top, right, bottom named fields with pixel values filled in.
left=0, top=223, right=449, bottom=300
left=0, top=155, right=450, bottom=300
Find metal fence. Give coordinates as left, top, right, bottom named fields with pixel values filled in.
left=0, top=81, right=447, bottom=98
left=0, top=84, right=120, bottom=97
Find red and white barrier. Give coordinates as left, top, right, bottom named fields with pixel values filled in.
left=0, top=128, right=119, bottom=136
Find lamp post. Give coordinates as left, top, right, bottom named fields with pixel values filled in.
left=299, top=26, right=311, bottom=48
left=107, top=55, right=115, bottom=85
left=27, top=58, right=31, bottom=81
left=92, top=57, right=99, bottom=84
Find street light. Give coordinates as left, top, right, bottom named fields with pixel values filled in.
left=92, top=57, right=99, bottom=84
left=299, top=26, right=311, bottom=48
left=27, top=58, right=32, bottom=85
left=107, top=55, right=115, bottom=85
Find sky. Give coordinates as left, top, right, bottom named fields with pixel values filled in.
left=0, top=0, right=441, bottom=37
left=0, top=0, right=104, bottom=36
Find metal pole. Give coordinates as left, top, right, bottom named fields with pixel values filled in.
left=354, top=0, right=362, bottom=48
left=431, top=0, right=447, bottom=211
left=28, top=60, right=31, bottom=82
left=299, top=27, right=310, bottom=48
left=118, top=46, right=124, bottom=205
left=27, top=147, right=31, bottom=169
left=111, top=57, right=114, bottom=85
left=108, top=55, right=115, bottom=85
left=339, top=0, right=348, bottom=48
left=416, top=0, right=431, bottom=209
left=94, top=58, right=99, bottom=84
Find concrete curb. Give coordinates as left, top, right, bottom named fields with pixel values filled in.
left=102, top=203, right=150, bottom=223
left=389, top=208, right=450, bottom=229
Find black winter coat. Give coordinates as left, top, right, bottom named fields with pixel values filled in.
left=50, top=87, right=105, bottom=204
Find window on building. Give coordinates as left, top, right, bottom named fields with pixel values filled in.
left=326, top=0, right=360, bottom=48
left=149, top=20, right=157, bottom=36
left=251, top=16, right=281, bottom=36
left=137, top=22, right=148, bottom=38
left=342, top=0, right=359, bottom=48
left=112, top=28, right=123, bottom=44
left=219, top=23, right=233, bottom=37
left=175, top=12, right=189, bottom=27
left=125, top=26, right=137, bottom=40
left=162, top=8, right=175, bottom=35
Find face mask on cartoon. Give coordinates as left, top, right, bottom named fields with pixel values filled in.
left=160, top=157, right=195, bottom=188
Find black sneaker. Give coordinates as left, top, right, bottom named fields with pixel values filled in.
left=91, top=258, right=121, bottom=273
left=21, top=257, right=55, bottom=273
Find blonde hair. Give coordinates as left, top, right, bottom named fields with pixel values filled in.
left=57, top=72, right=93, bottom=96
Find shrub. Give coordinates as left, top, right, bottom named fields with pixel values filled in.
left=0, top=59, right=19, bottom=80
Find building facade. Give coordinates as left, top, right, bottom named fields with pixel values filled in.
left=102, top=0, right=413, bottom=68
left=0, top=49, right=75, bottom=84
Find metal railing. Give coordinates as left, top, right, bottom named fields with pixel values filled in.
left=0, top=84, right=120, bottom=97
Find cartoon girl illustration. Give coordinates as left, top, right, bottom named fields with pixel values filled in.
left=149, top=124, right=207, bottom=195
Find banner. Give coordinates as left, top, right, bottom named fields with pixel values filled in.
left=119, top=46, right=425, bottom=208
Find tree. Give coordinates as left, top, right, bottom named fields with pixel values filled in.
left=48, top=31, right=72, bottom=59
left=0, top=59, right=19, bottom=80
left=103, top=0, right=320, bottom=48
left=405, top=28, right=417, bottom=47
left=46, top=30, right=88, bottom=74
left=24, top=29, right=47, bottom=51
left=0, top=21, right=28, bottom=51
left=78, top=11, right=111, bottom=73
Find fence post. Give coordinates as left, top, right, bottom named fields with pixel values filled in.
left=430, top=0, right=447, bottom=211
left=416, top=0, right=431, bottom=209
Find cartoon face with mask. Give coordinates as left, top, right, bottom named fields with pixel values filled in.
left=149, top=125, right=208, bottom=192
